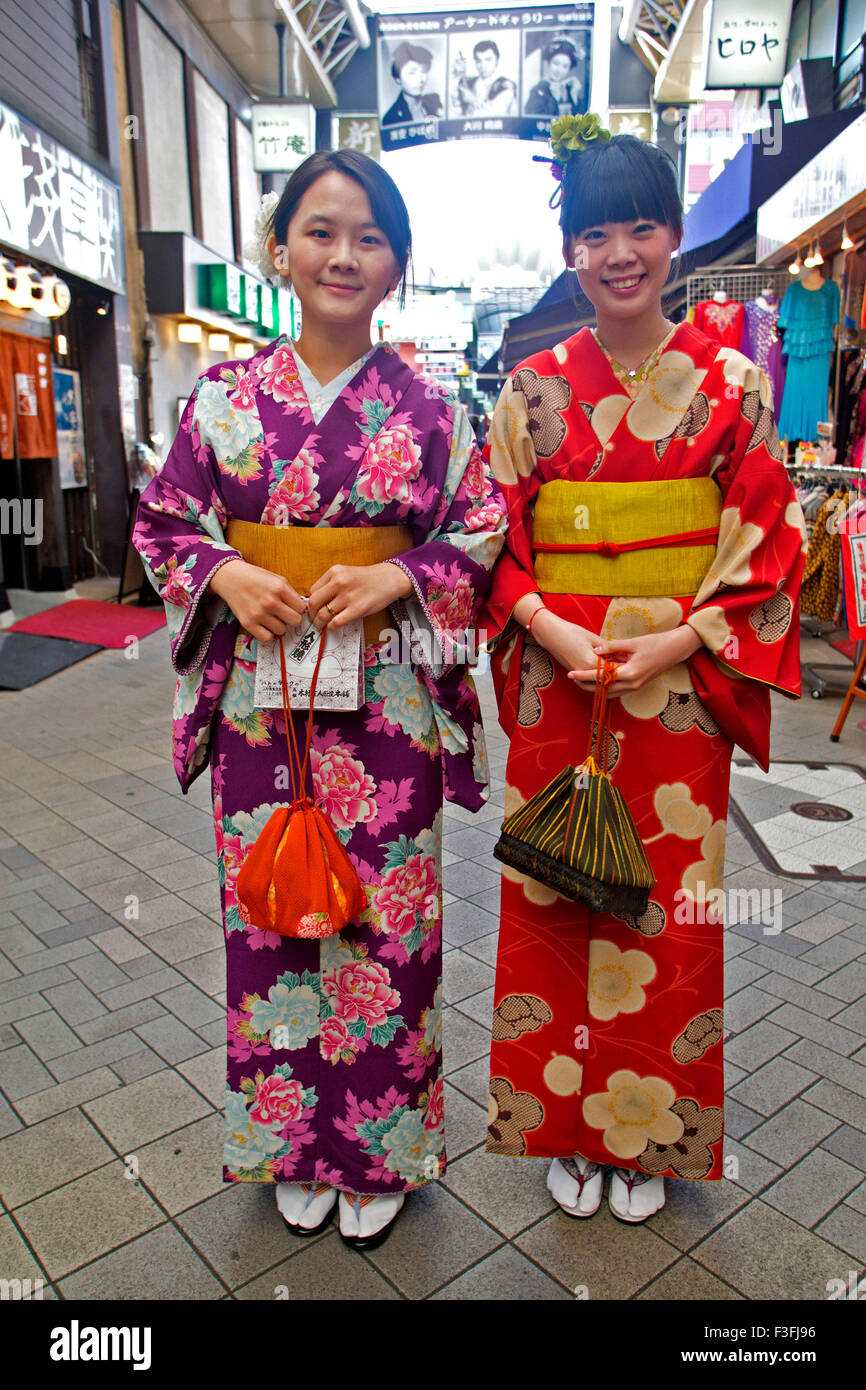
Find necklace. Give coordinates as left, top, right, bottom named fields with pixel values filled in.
left=593, top=323, right=677, bottom=388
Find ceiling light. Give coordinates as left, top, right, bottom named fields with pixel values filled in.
left=208, top=333, right=230, bottom=351
left=812, top=244, right=824, bottom=266
left=234, top=341, right=255, bottom=359
left=54, top=334, right=68, bottom=355
left=177, top=322, right=202, bottom=343
left=841, top=224, right=854, bottom=251
left=788, top=248, right=802, bottom=274
left=803, top=245, right=817, bottom=268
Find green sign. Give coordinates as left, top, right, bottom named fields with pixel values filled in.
left=200, top=263, right=242, bottom=316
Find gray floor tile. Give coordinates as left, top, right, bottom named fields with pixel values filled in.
left=636, top=1255, right=744, bottom=1300
left=764, top=1002, right=862, bottom=1057
left=814, top=1204, right=866, bottom=1263
left=0, top=1109, right=113, bottom=1208
left=84, top=1068, right=213, bottom=1150
left=649, top=1176, right=750, bottom=1252
left=516, top=1204, right=678, bottom=1299
left=58, top=1218, right=226, bottom=1299
left=176, top=1183, right=310, bottom=1286
left=442, top=949, right=495, bottom=1004
left=364, top=1181, right=501, bottom=1299
left=0, top=1043, right=55, bottom=1099
left=236, top=1228, right=400, bottom=1300
left=431, top=1242, right=571, bottom=1300
left=723, top=1138, right=783, bottom=1194
left=443, top=1148, right=554, bottom=1237
left=15, top=1068, right=121, bottom=1125
left=442, top=1008, right=490, bottom=1073
left=802, top=1079, right=866, bottom=1131
left=724, top=986, right=778, bottom=1034
left=762, top=1147, right=862, bottom=1229
left=728, top=1057, right=815, bottom=1117
left=821, top=1124, right=866, bottom=1170
left=724, top=1018, right=798, bottom=1072
left=691, top=1199, right=851, bottom=1300
left=744, top=1099, right=840, bottom=1165
left=442, top=899, right=499, bottom=947
left=134, top=1113, right=225, bottom=1214
left=14, top=1161, right=164, bottom=1281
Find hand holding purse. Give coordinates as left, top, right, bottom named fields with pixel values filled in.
left=493, top=658, right=656, bottom=915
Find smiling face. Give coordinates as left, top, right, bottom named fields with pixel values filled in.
left=270, top=171, right=402, bottom=331
left=566, top=218, right=680, bottom=322
left=398, top=60, right=429, bottom=96
left=548, top=53, right=573, bottom=82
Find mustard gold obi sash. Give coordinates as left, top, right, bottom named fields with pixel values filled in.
left=531, top=478, right=721, bottom=597
left=225, top=519, right=412, bottom=644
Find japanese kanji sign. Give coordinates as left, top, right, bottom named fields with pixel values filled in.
left=375, top=5, right=594, bottom=153
left=251, top=103, right=316, bottom=173
left=0, top=101, right=124, bottom=294
left=704, top=0, right=793, bottom=91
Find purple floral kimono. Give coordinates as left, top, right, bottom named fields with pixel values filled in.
left=133, top=338, right=506, bottom=1192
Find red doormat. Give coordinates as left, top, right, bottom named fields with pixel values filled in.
left=10, top=599, right=165, bottom=648
left=830, top=638, right=858, bottom=662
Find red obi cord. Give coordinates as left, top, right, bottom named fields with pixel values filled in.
left=531, top=527, right=719, bottom=559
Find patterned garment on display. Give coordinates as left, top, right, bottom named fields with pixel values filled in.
left=133, top=338, right=507, bottom=1193
left=801, top=491, right=846, bottom=623
left=693, top=298, right=745, bottom=349
left=740, top=299, right=785, bottom=411
left=776, top=278, right=841, bottom=444
left=482, top=323, right=805, bottom=1180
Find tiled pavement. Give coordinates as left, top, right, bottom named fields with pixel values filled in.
left=0, top=629, right=864, bottom=1300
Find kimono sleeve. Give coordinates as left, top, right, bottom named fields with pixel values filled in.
left=685, top=361, right=807, bottom=766
left=387, top=401, right=507, bottom=670
left=133, top=385, right=241, bottom=677
left=481, top=373, right=544, bottom=643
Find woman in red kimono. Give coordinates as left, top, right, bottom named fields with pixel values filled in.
left=484, top=123, right=805, bottom=1222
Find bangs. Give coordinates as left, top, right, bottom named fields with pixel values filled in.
left=560, top=136, right=682, bottom=238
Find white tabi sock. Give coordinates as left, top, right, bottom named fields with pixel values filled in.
left=338, top=1190, right=405, bottom=1240
left=275, top=1181, right=336, bottom=1230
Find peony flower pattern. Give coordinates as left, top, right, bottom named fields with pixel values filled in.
left=131, top=331, right=505, bottom=1195
left=311, top=735, right=377, bottom=836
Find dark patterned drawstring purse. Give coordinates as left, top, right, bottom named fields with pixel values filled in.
left=493, top=658, right=655, bottom=915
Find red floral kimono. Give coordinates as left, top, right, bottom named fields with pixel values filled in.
left=484, top=323, right=805, bottom=1181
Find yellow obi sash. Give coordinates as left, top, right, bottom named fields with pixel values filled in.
left=225, top=519, right=412, bottom=645
left=532, top=478, right=721, bottom=597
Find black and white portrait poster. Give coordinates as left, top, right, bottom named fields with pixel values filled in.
left=376, top=5, right=594, bottom=152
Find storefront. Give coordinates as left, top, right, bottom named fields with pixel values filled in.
left=136, top=232, right=292, bottom=457
left=0, top=99, right=129, bottom=606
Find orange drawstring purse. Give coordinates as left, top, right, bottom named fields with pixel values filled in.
left=236, top=634, right=366, bottom=939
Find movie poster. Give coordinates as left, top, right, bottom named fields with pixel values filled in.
left=376, top=5, right=593, bottom=152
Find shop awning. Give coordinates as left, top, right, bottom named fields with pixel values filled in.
left=679, top=107, right=861, bottom=260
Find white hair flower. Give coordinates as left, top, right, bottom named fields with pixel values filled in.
left=244, top=190, right=283, bottom=283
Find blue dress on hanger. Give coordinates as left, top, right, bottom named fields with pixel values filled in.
left=776, top=278, right=840, bottom=443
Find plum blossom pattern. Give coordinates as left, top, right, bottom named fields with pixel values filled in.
left=133, top=336, right=505, bottom=1194
left=484, top=324, right=804, bottom=1181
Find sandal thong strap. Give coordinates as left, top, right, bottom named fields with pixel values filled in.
left=613, top=1168, right=655, bottom=1195
left=561, top=1156, right=602, bottom=1192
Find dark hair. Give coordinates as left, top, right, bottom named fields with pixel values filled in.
left=390, top=41, right=432, bottom=82
left=473, top=39, right=499, bottom=60
left=268, top=149, right=412, bottom=307
left=559, top=134, right=683, bottom=241
left=543, top=39, right=578, bottom=69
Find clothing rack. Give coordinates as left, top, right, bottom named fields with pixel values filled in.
left=686, top=266, right=792, bottom=313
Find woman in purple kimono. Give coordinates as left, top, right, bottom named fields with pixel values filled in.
left=133, top=151, right=506, bottom=1249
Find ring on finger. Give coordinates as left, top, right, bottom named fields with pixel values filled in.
left=326, top=602, right=335, bottom=617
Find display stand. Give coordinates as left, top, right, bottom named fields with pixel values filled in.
left=685, top=266, right=792, bottom=313
left=830, top=645, right=866, bottom=740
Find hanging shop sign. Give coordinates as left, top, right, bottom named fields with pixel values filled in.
left=840, top=516, right=866, bottom=641
left=199, top=262, right=279, bottom=338
left=608, top=110, right=652, bottom=140
left=251, top=103, right=316, bottom=173
left=0, top=101, right=124, bottom=295
left=704, top=0, right=793, bottom=91
left=375, top=5, right=593, bottom=152
left=756, top=112, right=866, bottom=261
left=333, top=114, right=382, bottom=162
left=52, top=367, right=86, bottom=489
